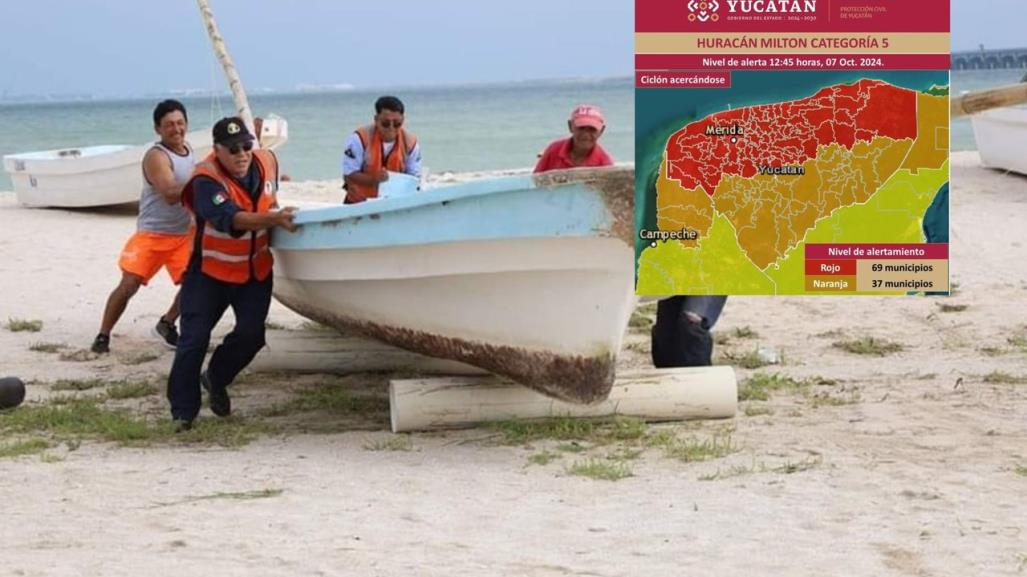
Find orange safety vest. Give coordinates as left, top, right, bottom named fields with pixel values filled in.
left=345, top=125, right=417, bottom=204
left=182, top=149, right=279, bottom=284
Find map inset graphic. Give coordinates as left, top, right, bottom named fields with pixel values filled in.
left=635, top=72, right=949, bottom=295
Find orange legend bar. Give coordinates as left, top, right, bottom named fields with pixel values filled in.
left=805, top=275, right=857, bottom=292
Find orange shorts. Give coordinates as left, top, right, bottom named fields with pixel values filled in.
left=118, top=230, right=193, bottom=285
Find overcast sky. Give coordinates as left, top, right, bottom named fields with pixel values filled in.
left=0, top=0, right=1019, bottom=97
left=0, top=0, right=631, bottom=97
left=952, top=0, right=1024, bottom=52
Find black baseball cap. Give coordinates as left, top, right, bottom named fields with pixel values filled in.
left=212, top=116, right=255, bottom=147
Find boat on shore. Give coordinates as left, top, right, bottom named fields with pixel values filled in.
left=2, top=119, right=287, bottom=209
left=270, top=166, right=636, bottom=404
left=952, top=80, right=1027, bottom=175
left=971, top=107, right=1027, bottom=175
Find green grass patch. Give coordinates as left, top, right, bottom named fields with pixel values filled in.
left=363, top=435, right=413, bottom=452
left=983, top=371, right=1027, bottom=385
left=270, top=383, right=389, bottom=416
left=979, top=347, right=1007, bottom=357
left=832, top=336, right=904, bottom=356
left=48, top=393, right=106, bottom=406
left=771, top=457, right=823, bottom=474
left=527, top=450, right=561, bottom=466
left=723, top=346, right=775, bottom=369
left=1, top=400, right=158, bottom=444
left=698, top=463, right=758, bottom=481
left=937, top=303, right=967, bottom=313
left=662, top=436, right=736, bottom=463
left=808, top=391, right=862, bottom=408
left=1007, top=335, right=1027, bottom=351
left=624, top=341, right=649, bottom=355
left=628, top=309, right=654, bottom=331
left=567, top=458, right=633, bottom=481
left=29, top=342, right=67, bottom=353
left=1, top=398, right=275, bottom=448
left=743, top=405, right=774, bottom=417
left=699, top=456, right=823, bottom=480
left=51, top=379, right=106, bottom=392
left=107, top=381, right=159, bottom=400
left=488, top=416, right=647, bottom=445
left=6, top=318, right=43, bottom=332
left=738, top=373, right=810, bottom=401
left=174, top=418, right=279, bottom=448
left=733, top=326, right=759, bottom=339
left=606, top=447, right=644, bottom=461
left=0, top=438, right=50, bottom=458
left=1012, top=464, right=1026, bottom=477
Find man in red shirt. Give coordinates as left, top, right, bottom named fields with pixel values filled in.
left=533, top=105, right=614, bottom=172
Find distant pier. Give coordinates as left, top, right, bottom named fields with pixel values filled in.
left=952, top=48, right=1027, bottom=70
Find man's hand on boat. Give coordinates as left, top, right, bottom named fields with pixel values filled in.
left=273, top=206, right=299, bottom=232
left=373, top=170, right=389, bottom=183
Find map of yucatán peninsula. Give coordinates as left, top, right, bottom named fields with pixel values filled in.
left=635, top=78, right=949, bottom=295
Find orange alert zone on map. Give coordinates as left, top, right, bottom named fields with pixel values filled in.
left=655, top=79, right=948, bottom=270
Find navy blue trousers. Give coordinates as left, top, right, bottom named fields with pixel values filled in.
left=167, top=270, right=272, bottom=421
left=651, top=296, right=728, bottom=368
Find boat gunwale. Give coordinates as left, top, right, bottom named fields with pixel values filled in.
left=289, top=165, right=634, bottom=226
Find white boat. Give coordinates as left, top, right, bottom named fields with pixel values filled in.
left=1, top=0, right=288, bottom=208
left=271, top=167, right=636, bottom=404
left=971, top=106, right=1027, bottom=175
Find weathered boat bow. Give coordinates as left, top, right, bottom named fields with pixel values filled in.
left=271, top=165, right=636, bottom=403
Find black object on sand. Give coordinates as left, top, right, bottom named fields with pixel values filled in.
left=0, top=376, right=26, bottom=409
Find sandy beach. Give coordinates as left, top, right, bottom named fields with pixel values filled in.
left=0, top=151, right=1025, bottom=576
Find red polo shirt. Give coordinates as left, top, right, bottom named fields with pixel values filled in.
left=533, top=137, right=614, bottom=173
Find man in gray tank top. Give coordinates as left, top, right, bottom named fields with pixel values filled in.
left=91, top=100, right=196, bottom=354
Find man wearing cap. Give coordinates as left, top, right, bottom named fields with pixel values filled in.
left=533, top=104, right=614, bottom=173
left=342, top=95, right=421, bottom=204
left=167, top=117, right=297, bottom=430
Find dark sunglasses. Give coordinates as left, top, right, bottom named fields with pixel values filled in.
left=226, top=141, right=254, bottom=154
left=378, top=119, right=403, bottom=128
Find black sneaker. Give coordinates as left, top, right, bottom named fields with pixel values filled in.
left=90, top=333, right=110, bottom=354
left=201, top=371, right=231, bottom=417
left=172, top=418, right=194, bottom=433
left=152, top=318, right=179, bottom=350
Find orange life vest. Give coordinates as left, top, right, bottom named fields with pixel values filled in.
left=345, top=125, right=417, bottom=204
left=182, top=149, right=279, bottom=284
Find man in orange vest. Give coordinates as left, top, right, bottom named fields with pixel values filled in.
left=342, top=95, right=421, bottom=204
left=167, top=117, right=297, bottom=431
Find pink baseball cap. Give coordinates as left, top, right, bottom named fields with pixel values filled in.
left=570, top=105, right=605, bottom=130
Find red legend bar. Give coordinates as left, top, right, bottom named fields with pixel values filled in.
left=804, top=260, right=857, bottom=276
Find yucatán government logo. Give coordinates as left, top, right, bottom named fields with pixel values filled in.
left=687, top=0, right=720, bottom=22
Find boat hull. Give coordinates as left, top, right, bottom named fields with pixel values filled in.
left=271, top=166, right=635, bottom=403
left=971, top=107, right=1027, bottom=175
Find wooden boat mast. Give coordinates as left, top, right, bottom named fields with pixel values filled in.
left=196, top=0, right=255, bottom=133
left=951, top=82, right=1027, bottom=118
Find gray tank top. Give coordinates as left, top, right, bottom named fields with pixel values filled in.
left=138, top=142, right=194, bottom=234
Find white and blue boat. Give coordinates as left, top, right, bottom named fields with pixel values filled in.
left=271, top=166, right=635, bottom=403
